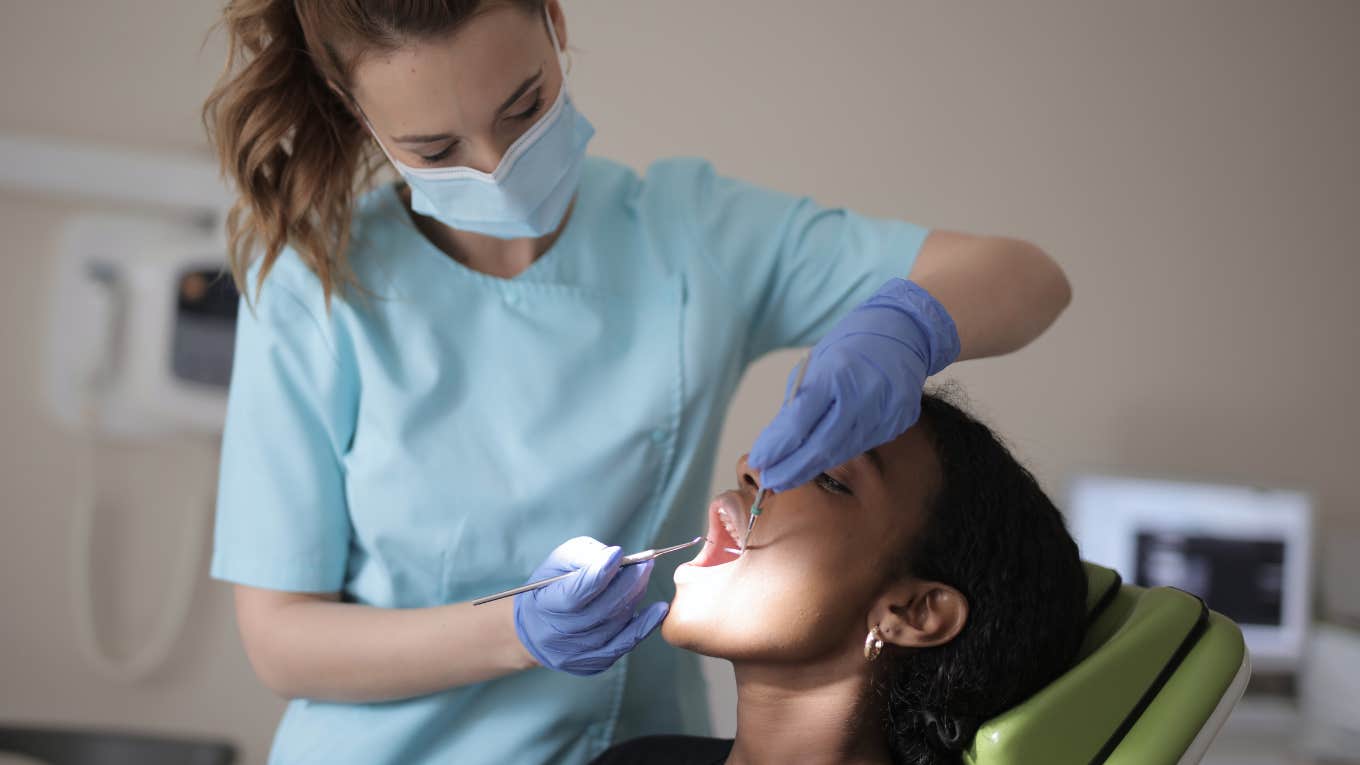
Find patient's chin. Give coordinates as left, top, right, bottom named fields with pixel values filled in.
left=660, top=600, right=718, bottom=655
left=661, top=595, right=788, bottom=661
left=659, top=615, right=699, bottom=651
left=660, top=592, right=748, bottom=658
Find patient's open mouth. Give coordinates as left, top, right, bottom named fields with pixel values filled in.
left=689, top=491, right=747, bottom=568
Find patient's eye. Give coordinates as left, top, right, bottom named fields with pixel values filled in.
left=814, top=472, right=852, bottom=496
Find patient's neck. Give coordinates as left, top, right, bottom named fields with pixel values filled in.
left=725, top=650, right=890, bottom=765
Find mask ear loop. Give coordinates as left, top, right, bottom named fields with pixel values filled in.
left=333, top=80, right=402, bottom=175
left=359, top=109, right=402, bottom=172
left=544, top=7, right=571, bottom=78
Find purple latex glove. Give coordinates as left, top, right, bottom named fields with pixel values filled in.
left=514, top=536, right=669, bottom=676
left=749, top=278, right=960, bottom=492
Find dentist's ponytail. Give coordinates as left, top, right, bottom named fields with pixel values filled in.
left=203, top=0, right=546, bottom=304
left=203, top=0, right=371, bottom=305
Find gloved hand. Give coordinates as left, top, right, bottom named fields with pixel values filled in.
left=514, top=536, right=669, bottom=676
left=749, top=278, right=960, bottom=493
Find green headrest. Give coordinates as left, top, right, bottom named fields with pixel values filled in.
left=964, top=562, right=1247, bottom=765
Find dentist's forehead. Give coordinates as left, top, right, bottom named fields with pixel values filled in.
left=350, top=7, right=549, bottom=134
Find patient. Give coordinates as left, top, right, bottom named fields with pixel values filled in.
left=593, top=389, right=1088, bottom=765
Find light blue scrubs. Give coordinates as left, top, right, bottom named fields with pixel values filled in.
left=212, top=156, right=929, bottom=764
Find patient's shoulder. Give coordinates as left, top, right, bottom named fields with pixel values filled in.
left=589, top=735, right=734, bottom=765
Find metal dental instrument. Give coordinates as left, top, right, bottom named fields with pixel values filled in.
left=472, top=536, right=707, bottom=606
left=742, top=353, right=811, bottom=553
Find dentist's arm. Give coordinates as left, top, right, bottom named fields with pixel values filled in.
left=234, top=537, right=667, bottom=702
left=235, top=586, right=535, bottom=702
left=908, top=231, right=1071, bottom=360
left=750, top=232, right=1070, bottom=491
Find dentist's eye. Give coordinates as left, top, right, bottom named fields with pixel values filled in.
left=510, top=94, right=544, bottom=122
left=814, top=473, right=852, bottom=496
left=419, top=144, right=455, bottom=164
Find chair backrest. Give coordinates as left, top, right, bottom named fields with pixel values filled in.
left=0, top=726, right=235, bottom=765
left=965, top=562, right=1250, bottom=765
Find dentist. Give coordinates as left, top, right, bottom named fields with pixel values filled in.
left=204, top=1, right=1070, bottom=763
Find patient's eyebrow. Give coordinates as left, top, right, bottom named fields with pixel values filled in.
left=858, top=447, right=885, bottom=479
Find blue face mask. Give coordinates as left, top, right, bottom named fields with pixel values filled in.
left=369, top=14, right=594, bottom=240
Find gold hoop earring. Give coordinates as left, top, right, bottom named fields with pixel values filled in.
left=864, top=625, right=885, bottom=662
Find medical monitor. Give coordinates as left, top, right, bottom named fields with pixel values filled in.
left=1070, top=474, right=1313, bottom=673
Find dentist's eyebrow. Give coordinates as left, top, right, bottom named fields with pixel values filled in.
left=392, top=130, right=457, bottom=144
left=495, top=66, right=544, bottom=114
left=391, top=67, right=544, bottom=144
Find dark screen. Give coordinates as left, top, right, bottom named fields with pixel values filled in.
left=172, top=267, right=238, bottom=388
left=1134, top=532, right=1285, bottom=626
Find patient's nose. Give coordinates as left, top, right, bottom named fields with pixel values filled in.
left=736, top=454, right=760, bottom=492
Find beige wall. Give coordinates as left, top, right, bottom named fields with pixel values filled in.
left=2, top=2, right=1357, bottom=763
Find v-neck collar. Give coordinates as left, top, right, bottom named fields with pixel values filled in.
left=381, top=182, right=581, bottom=288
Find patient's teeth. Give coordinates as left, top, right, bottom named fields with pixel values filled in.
left=717, top=507, right=738, bottom=540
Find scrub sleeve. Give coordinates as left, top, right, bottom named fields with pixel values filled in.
left=666, top=158, right=930, bottom=364
left=212, top=274, right=356, bottom=593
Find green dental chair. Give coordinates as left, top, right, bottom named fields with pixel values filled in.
left=966, top=562, right=1250, bottom=765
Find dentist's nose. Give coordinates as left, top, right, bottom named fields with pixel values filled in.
left=460, top=143, right=503, bottom=174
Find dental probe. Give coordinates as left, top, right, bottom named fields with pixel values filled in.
left=472, top=536, right=707, bottom=606
left=742, top=353, right=811, bottom=553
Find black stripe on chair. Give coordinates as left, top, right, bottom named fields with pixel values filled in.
left=1088, top=593, right=1212, bottom=765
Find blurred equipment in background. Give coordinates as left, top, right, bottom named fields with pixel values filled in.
left=1068, top=474, right=1348, bottom=765
left=43, top=214, right=236, bottom=684
left=1297, top=623, right=1360, bottom=761
left=0, top=104, right=250, bottom=695
left=1069, top=474, right=1313, bottom=673
left=0, top=132, right=236, bottom=438
left=47, top=215, right=237, bottom=437
left=0, top=133, right=231, bottom=215
left=0, top=724, right=235, bottom=765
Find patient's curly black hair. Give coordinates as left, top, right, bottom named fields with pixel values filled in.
left=877, top=388, right=1088, bottom=765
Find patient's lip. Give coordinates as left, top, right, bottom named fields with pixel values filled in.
left=684, top=491, right=747, bottom=569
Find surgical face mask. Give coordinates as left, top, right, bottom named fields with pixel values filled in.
left=369, top=13, right=594, bottom=239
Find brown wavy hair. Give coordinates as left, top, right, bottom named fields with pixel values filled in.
left=203, top=0, right=546, bottom=303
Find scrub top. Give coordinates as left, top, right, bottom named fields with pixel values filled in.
left=212, top=156, right=929, bottom=765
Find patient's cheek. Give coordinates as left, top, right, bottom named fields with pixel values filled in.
left=661, top=497, right=888, bottom=661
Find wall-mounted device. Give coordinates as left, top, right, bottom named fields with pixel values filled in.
left=1, top=133, right=239, bottom=684
left=45, top=214, right=238, bottom=682
left=46, top=215, right=237, bottom=437
left=1069, top=474, right=1313, bottom=674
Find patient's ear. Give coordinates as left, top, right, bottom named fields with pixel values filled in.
left=870, top=579, right=968, bottom=649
